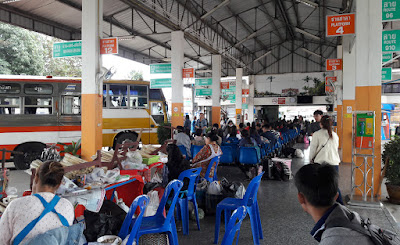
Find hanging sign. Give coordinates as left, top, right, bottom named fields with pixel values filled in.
left=383, top=53, right=393, bottom=63
left=382, top=67, right=392, bottom=81
left=382, top=30, right=400, bottom=52
left=242, top=97, right=247, bottom=103
left=150, top=63, right=171, bottom=74
left=243, top=104, right=249, bottom=109
left=325, top=77, right=337, bottom=93
left=182, top=68, right=194, bottom=78
left=383, top=0, right=400, bottom=22
left=221, top=81, right=229, bottom=89
left=278, top=98, right=286, bottom=105
left=195, top=78, right=212, bottom=86
left=326, top=59, right=343, bottom=71
left=150, top=78, right=172, bottom=88
left=100, top=38, right=118, bottom=55
left=326, top=13, right=355, bottom=37
left=242, top=89, right=250, bottom=95
left=53, top=41, right=82, bottom=58
left=196, top=88, right=212, bottom=96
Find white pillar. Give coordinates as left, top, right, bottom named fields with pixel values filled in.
left=248, top=75, right=255, bottom=122
left=171, top=31, right=184, bottom=128
left=235, top=68, right=243, bottom=125
left=81, top=0, right=103, bottom=160
left=212, top=55, right=221, bottom=125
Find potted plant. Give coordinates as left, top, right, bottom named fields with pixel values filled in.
left=58, top=139, right=81, bottom=157
left=382, top=136, right=400, bottom=204
left=157, top=122, right=172, bottom=145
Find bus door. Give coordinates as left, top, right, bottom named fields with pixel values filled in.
left=58, top=83, right=81, bottom=145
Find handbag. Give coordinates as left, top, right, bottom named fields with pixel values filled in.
left=311, top=138, right=330, bottom=163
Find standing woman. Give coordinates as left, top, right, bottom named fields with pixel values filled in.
left=309, top=115, right=343, bottom=204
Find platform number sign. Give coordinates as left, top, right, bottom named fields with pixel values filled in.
left=382, top=30, right=400, bottom=52
left=326, top=13, right=355, bottom=37
left=383, top=0, right=400, bottom=22
left=100, top=38, right=118, bottom=55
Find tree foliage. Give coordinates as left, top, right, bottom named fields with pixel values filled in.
left=128, top=69, right=143, bottom=80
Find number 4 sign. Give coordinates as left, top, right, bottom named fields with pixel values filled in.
left=100, top=38, right=118, bottom=55
left=326, top=13, right=356, bottom=37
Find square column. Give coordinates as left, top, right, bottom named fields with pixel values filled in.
left=81, top=0, right=103, bottom=160
left=248, top=75, right=255, bottom=122
left=235, top=68, right=243, bottom=125
left=212, top=55, right=221, bottom=125
left=335, top=45, right=343, bottom=148
left=171, top=31, right=184, bottom=128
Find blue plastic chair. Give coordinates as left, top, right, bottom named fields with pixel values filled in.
left=178, top=145, right=191, bottom=159
left=214, top=172, right=265, bottom=245
left=191, top=145, right=204, bottom=159
left=176, top=168, right=202, bottom=235
left=238, top=147, right=259, bottom=165
left=118, top=195, right=149, bottom=245
left=136, top=180, right=183, bottom=245
left=220, top=206, right=247, bottom=245
left=205, top=156, right=220, bottom=182
left=220, top=145, right=234, bottom=164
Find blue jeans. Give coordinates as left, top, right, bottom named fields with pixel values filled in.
left=334, top=165, right=344, bottom=205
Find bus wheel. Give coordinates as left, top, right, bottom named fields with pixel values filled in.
left=113, top=132, right=138, bottom=150
left=14, top=143, right=45, bottom=170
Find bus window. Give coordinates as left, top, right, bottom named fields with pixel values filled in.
left=109, top=84, right=128, bottom=108
left=62, top=96, right=80, bottom=115
left=103, top=85, right=107, bottom=108
left=0, top=97, right=21, bottom=114
left=130, top=85, right=148, bottom=108
left=151, top=102, right=164, bottom=124
left=24, top=97, right=52, bottom=115
left=149, top=89, right=162, bottom=100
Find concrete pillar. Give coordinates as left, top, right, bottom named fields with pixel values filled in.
left=171, top=31, right=184, bottom=128
left=212, top=55, right=221, bottom=125
left=235, top=68, right=243, bottom=125
left=354, top=0, right=382, bottom=196
left=335, top=45, right=343, bottom=148
left=248, top=75, right=255, bottom=122
left=81, top=0, right=103, bottom=160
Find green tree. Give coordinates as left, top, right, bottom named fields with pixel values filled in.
left=128, top=69, right=143, bottom=80
left=0, top=23, right=45, bottom=75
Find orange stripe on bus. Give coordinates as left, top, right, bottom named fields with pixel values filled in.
left=0, top=126, right=81, bottom=133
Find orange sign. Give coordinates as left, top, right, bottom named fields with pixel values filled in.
left=326, top=13, right=355, bottom=37
left=100, top=38, right=118, bottom=54
left=326, top=59, right=343, bottom=71
left=278, top=98, right=286, bottom=105
left=325, top=76, right=337, bottom=93
left=182, top=68, right=194, bottom=78
left=242, top=89, right=249, bottom=95
left=242, top=97, right=247, bottom=103
left=221, top=81, right=229, bottom=89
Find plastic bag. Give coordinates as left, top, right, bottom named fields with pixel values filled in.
left=56, top=176, right=79, bottom=195
left=144, top=191, right=159, bottom=217
left=121, top=160, right=147, bottom=170
left=295, top=149, right=304, bottom=158
left=126, top=151, right=143, bottom=164
left=207, top=181, right=223, bottom=195
left=235, top=184, right=246, bottom=199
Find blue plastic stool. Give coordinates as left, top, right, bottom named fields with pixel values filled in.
left=205, top=156, right=220, bottom=182
left=220, top=206, right=247, bottom=245
left=176, top=168, right=202, bottom=235
left=214, top=172, right=264, bottom=245
left=136, top=180, right=183, bottom=245
left=118, top=195, right=149, bottom=245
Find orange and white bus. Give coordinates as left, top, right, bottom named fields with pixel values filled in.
left=0, top=75, right=168, bottom=169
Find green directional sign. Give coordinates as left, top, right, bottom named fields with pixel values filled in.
left=195, top=78, right=212, bottom=86
left=150, top=78, right=172, bottom=88
left=53, top=41, right=82, bottom=58
left=383, top=30, right=400, bottom=52
left=150, top=63, right=171, bottom=74
left=382, top=67, right=392, bottom=81
left=383, top=0, right=400, bottom=22
left=226, top=94, right=236, bottom=100
left=196, top=89, right=212, bottom=96
left=243, top=104, right=248, bottom=109
left=383, top=53, right=393, bottom=63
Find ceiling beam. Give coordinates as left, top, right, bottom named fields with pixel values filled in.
left=256, top=0, right=284, bottom=42
left=274, top=0, right=295, bottom=39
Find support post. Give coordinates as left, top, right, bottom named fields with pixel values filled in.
left=171, top=31, right=184, bottom=128
left=235, top=68, right=243, bottom=125
left=212, top=55, right=221, bottom=125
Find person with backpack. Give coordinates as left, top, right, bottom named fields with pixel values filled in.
left=0, top=161, right=76, bottom=245
left=295, top=163, right=399, bottom=245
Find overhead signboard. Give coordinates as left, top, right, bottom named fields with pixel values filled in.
left=100, top=38, right=118, bottom=55
left=182, top=68, right=194, bottom=78
left=221, top=81, right=229, bottom=89
left=150, top=78, right=172, bottom=88
left=53, top=41, right=82, bottom=58
left=242, top=89, right=250, bottom=95
left=196, top=88, right=212, bottom=96
left=243, top=104, right=248, bottom=109
left=222, top=88, right=235, bottom=95
left=326, top=13, right=355, bottom=37
left=195, top=78, right=212, bottom=86
left=383, top=53, right=393, bottom=63
left=150, top=63, right=171, bottom=74
left=382, top=67, right=393, bottom=81
left=382, top=30, right=400, bottom=52
left=326, top=59, right=343, bottom=71
left=383, top=0, right=400, bottom=22
left=278, top=98, right=286, bottom=105
left=242, top=97, right=247, bottom=103
left=325, top=76, right=337, bottom=93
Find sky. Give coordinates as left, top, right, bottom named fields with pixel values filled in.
left=102, top=54, right=151, bottom=80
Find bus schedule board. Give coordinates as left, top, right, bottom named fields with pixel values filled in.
left=383, top=30, right=400, bottom=52
left=383, top=0, right=400, bottom=22
left=326, top=59, right=343, bottom=71
left=53, top=41, right=82, bottom=58
left=326, top=13, right=355, bottom=37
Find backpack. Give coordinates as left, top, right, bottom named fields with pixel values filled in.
left=328, top=209, right=399, bottom=245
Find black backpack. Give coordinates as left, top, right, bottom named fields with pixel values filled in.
left=327, top=208, right=399, bottom=245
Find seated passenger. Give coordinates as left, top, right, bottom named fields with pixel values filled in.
left=295, top=164, right=374, bottom=245
left=261, top=124, right=278, bottom=145
left=223, top=120, right=234, bottom=137
left=239, top=130, right=257, bottom=147
left=250, top=127, right=262, bottom=145
left=192, top=133, right=222, bottom=179
left=225, top=125, right=241, bottom=143
left=192, top=129, right=205, bottom=146
left=174, top=126, right=192, bottom=158
left=166, top=144, right=190, bottom=181
left=0, top=161, right=75, bottom=245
